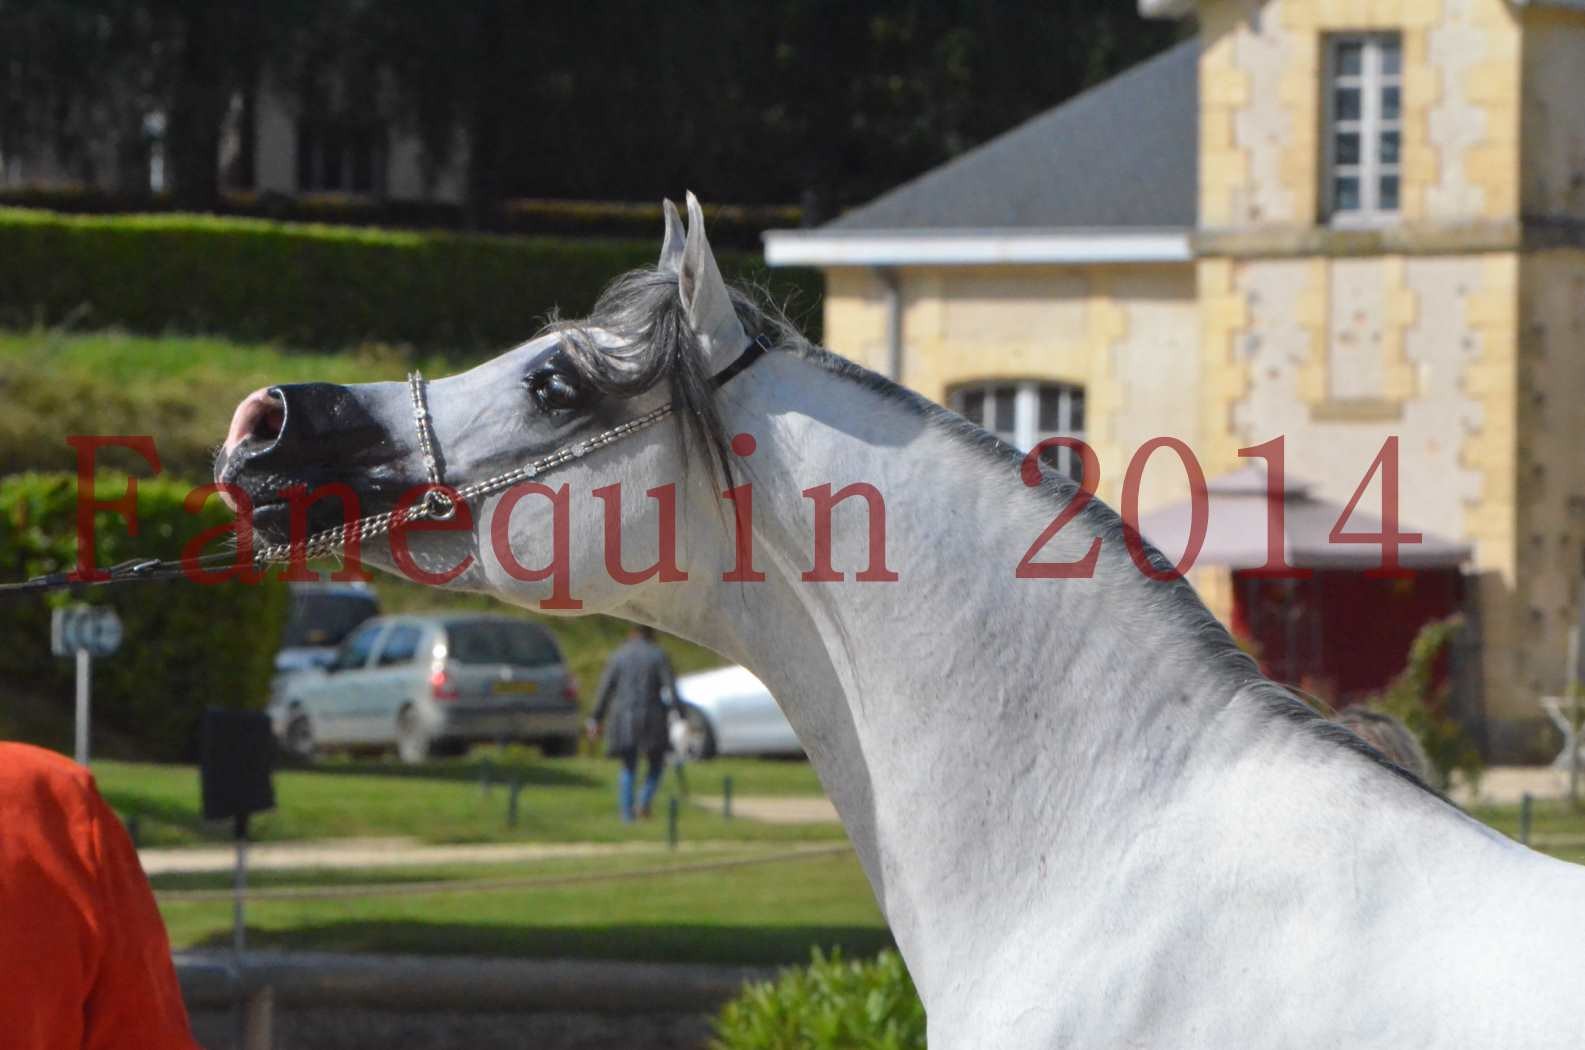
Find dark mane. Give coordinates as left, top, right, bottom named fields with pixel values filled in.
left=556, top=266, right=1447, bottom=803
left=545, top=267, right=801, bottom=492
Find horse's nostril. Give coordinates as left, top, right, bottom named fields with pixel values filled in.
left=225, top=388, right=287, bottom=455
left=253, top=396, right=285, bottom=441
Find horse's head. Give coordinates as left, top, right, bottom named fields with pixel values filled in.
left=215, top=194, right=773, bottom=612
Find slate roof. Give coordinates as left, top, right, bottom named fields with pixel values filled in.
left=826, top=39, right=1199, bottom=233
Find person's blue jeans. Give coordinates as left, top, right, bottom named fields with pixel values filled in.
left=617, top=748, right=667, bottom=822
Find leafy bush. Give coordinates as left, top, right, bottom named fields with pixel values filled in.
left=0, top=472, right=287, bottom=760
left=0, top=207, right=822, bottom=351
left=1363, top=615, right=1483, bottom=792
left=712, top=949, right=924, bottom=1050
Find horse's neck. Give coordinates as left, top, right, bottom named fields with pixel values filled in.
left=639, top=356, right=1460, bottom=1002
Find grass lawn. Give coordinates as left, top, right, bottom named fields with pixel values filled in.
left=96, top=752, right=835, bottom=848
left=1469, top=796, right=1585, bottom=849
left=157, top=847, right=889, bottom=966
left=120, top=761, right=1585, bottom=965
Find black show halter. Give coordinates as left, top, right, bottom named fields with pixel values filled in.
left=0, top=335, right=772, bottom=595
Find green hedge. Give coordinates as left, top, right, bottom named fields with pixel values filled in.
left=0, top=472, right=287, bottom=760
left=0, top=189, right=801, bottom=250
left=0, top=207, right=822, bottom=351
left=713, top=949, right=925, bottom=1050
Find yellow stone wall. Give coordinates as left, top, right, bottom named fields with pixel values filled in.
left=1198, top=0, right=1524, bottom=228
left=821, top=265, right=1200, bottom=512
left=1198, top=251, right=1530, bottom=721
left=1514, top=249, right=1585, bottom=713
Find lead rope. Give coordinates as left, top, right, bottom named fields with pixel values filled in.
left=0, top=335, right=771, bottom=594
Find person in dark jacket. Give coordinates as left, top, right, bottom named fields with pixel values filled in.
left=588, top=625, right=678, bottom=821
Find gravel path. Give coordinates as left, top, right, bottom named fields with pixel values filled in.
left=142, top=838, right=756, bottom=876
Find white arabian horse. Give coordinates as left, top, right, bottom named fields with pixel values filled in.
left=217, top=196, right=1585, bottom=1048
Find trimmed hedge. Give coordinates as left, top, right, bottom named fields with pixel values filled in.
left=0, top=188, right=802, bottom=250
left=0, top=472, right=287, bottom=760
left=712, top=949, right=924, bottom=1050
left=0, top=207, right=822, bottom=351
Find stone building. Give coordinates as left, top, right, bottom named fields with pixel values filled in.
left=765, top=0, right=1585, bottom=761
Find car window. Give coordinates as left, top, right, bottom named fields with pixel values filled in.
left=282, top=591, right=380, bottom=647
left=446, top=621, right=560, bottom=667
left=375, top=625, right=422, bottom=667
left=332, top=621, right=384, bottom=671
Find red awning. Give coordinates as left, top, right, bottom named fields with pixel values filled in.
left=1136, top=465, right=1471, bottom=571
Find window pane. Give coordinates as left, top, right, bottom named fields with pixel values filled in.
left=991, top=387, right=1015, bottom=433
left=1380, top=41, right=1401, bottom=76
left=378, top=625, right=420, bottom=666
left=1038, top=386, right=1065, bottom=431
left=449, top=621, right=559, bottom=666
left=1334, top=176, right=1360, bottom=211
left=959, top=389, right=984, bottom=424
left=1382, top=86, right=1400, bottom=121
left=1336, top=41, right=1363, bottom=76
left=1380, top=130, right=1400, bottom=165
left=1037, top=442, right=1069, bottom=478
left=1379, top=174, right=1400, bottom=210
left=351, top=134, right=374, bottom=194
left=1334, top=87, right=1361, bottom=121
left=1335, top=132, right=1361, bottom=165
left=1067, top=390, right=1085, bottom=433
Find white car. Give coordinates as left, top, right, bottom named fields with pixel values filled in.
left=671, top=665, right=803, bottom=759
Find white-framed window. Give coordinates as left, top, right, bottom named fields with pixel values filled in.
left=950, top=380, right=1086, bottom=481
left=1323, top=33, right=1402, bottom=224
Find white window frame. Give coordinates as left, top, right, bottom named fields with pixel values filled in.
left=1322, top=33, right=1402, bottom=226
left=950, top=379, right=1086, bottom=479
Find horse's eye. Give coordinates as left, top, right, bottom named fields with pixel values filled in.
left=525, top=367, right=589, bottom=412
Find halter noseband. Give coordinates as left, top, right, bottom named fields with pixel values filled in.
left=1, top=335, right=773, bottom=594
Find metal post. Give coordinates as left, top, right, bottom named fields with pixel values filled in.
left=1568, top=628, right=1581, bottom=808
left=74, top=648, right=90, bottom=765
left=722, top=775, right=733, bottom=821
left=240, top=986, right=274, bottom=1050
left=233, top=815, right=249, bottom=958
left=667, top=796, right=679, bottom=849
left=1520, top=792, right=1533, bottom=846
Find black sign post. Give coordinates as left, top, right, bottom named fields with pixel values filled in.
left=200, top=709, right=277, bottom=1050
left=200, top=710, right=276, bottom=958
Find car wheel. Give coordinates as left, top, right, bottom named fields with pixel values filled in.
left=395, top=705, right=433, bottom=765
left=675, top=703, right=717, bottom=761
left=283, top=710, right=316, bottom=763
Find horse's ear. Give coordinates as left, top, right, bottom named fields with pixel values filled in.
left=679, top=191, right=748, bottom=365
left=658, top=198, right=685, bottom=275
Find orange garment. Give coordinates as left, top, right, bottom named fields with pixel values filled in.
left=0, top=743, right=197, bottom=1050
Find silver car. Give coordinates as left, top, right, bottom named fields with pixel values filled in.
left=269, top=614, right=581, bottom=763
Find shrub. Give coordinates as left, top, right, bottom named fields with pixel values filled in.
left=0, top=472, right=287, bottom=760
left=0, top=207, right=822, bottom=352
left=1362, top=615, right=1483, bottom=792
left=712, top=949, right=925, bottom=1050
